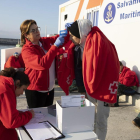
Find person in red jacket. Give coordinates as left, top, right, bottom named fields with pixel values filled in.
left=67, top=19, right=119, bottom=140
left=4, top=52, right=25, bottom=71
left=55, top=40, right=75, bottom=95
left=0, top=67, right=34, bottom=140
left=115, top=61, right=139, bottom=106
left=20, top=19, right=66, bottom=108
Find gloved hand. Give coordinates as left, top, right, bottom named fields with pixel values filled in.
left=54, top=36, right=65, bottom=47
left=65, top=22, right=74, bottom=29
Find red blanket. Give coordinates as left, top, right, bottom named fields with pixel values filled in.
left=83, top=27, right=120, bottom=103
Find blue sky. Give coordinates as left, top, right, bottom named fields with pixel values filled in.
left=0, top=0, right=68, bottom=39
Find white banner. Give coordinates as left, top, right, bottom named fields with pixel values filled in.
left=100, top=0, right=140, bottom=25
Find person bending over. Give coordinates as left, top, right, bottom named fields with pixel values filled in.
left=0, top=67, right=34, bottom=140
left=66, top=19, right=119, bottom=140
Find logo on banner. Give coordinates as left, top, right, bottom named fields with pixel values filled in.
left=104, top=3, right=116, bottom=24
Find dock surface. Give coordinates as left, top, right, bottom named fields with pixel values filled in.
left=17, top=85, right=140, bottom=140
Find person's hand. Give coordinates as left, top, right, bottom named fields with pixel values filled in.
left=18, top=68, right=25, bottom=72
left=14, top=68, right=25, bottom=72
left=65, top=22, right=74, bottom=29
left=54, top=36, right=65, bottom=47
left=14, top=68, right=18, bottom=72
left=29, top=110, right=35, bottom=118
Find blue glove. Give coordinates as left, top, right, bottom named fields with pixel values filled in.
left=54, top=36, right=65, bottom=47
left=65, top=22, right=74, bottom=29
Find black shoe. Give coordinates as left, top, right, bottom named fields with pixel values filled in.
left=132, top=117, right=140, bottom=129
left=104, top=103, right=119, bottom=107
left=114, top=103, right=119, bottom=107
left=69, top=80, right=78, bottom=93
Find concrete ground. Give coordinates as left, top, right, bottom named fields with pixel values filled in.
left=17, top=85, right=140, bottom=140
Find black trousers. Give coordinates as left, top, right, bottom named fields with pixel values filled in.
left=116, top=83, right=139, bottom=105
left=25, top=89, right=54, bottom=108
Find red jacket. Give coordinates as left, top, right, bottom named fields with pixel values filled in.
left=4, top=54, right=23, bottom=69
left=56, top=40, right=75, bottom=95
left=83, top=27, right=120, bottom=103
left=18, top=54, right=25, bottom=68
left=0, top=76, right=32, bottom=140
left=119, top=66, right=139, bottom=87
left=21, top=36, right=59, bottom=91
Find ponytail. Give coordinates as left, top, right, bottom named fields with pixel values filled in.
left=0, top=67, right=16, bottom=78
left=0, top=67, right=30, bottom=87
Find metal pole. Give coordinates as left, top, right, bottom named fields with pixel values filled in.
left=45, top=26, right=47, bottom=37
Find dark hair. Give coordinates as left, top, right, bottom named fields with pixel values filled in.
left=20, top=19, right=37, bottom=45
left=119, top=61, right=123, bottom=66
left=0, top=67, right=30, bottom=87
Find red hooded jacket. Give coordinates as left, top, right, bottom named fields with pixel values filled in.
left=0, top=76, right=32, bottom=140
left=119, top=66, right=139, bottom=87
left=83, top=27, right=120, bottom=103
left=18, top=54, right=25, bottom=68
left=4, top=54, right=24, bottom=69
left=21, top=36, right=59, bottom=91
left=56, top=40, right=75, bottom=95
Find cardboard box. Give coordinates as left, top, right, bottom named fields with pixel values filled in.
left=56, top=99, right=95, bottom=134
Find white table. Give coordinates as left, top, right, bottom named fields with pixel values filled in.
left=17, top=107, right=98, bottom=140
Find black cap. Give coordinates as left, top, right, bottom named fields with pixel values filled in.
left=68, top=21, right=80, bottom=39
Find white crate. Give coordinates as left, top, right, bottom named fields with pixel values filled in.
left=56, top=99, right=95, bottom=134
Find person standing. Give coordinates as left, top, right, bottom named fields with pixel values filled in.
left=20, top=19, right=65, bottom=108
left=67, top=19, right=119, bottom=140
left=0, top=67, right=34, bottom=140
